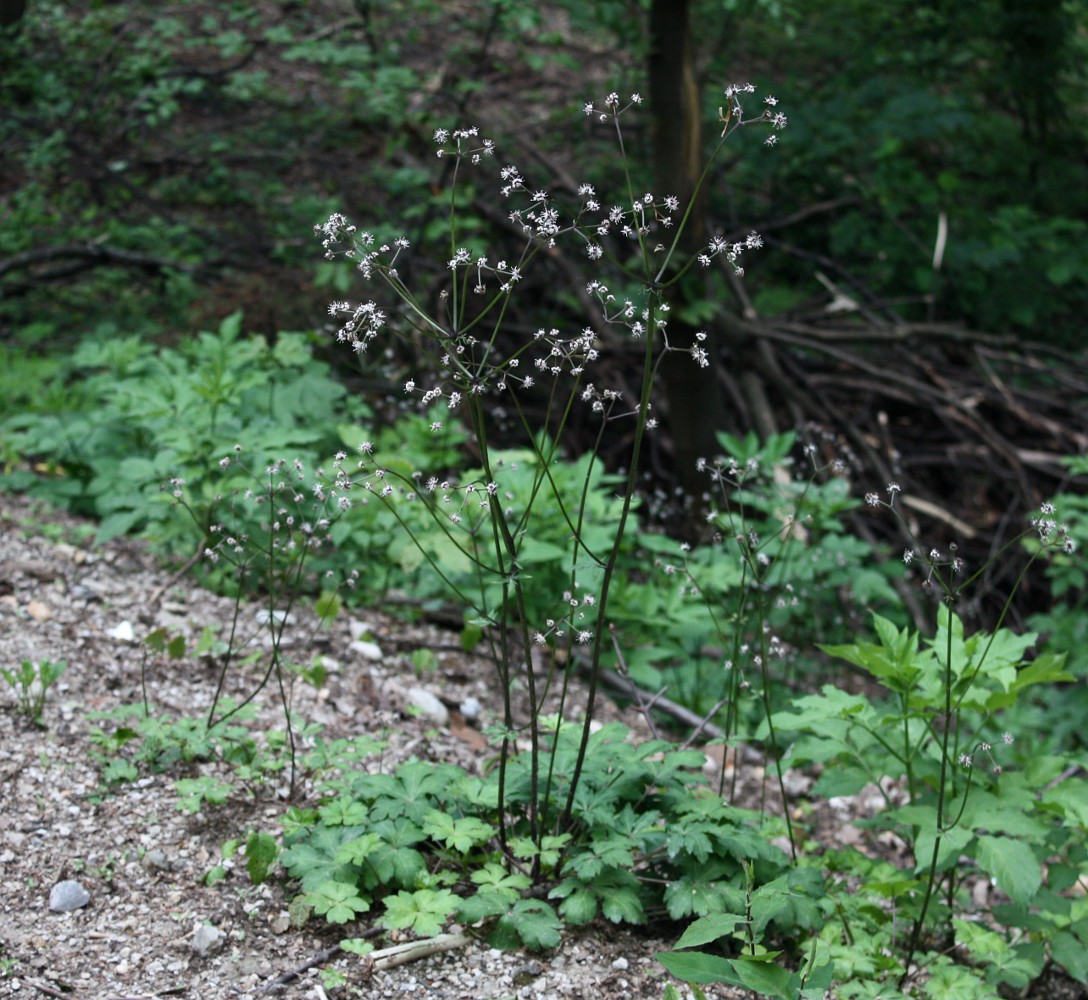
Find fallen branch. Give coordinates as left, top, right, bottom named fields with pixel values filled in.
left=367, top=932, right=471, bottom=972
left=259, top=931, right=470, bottom=993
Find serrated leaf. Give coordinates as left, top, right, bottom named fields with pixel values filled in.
left=319, top=799, right=369, bottom=827
left=556, top=888, right=597, bottom=925
left=913, top=823, right=973, bottom=875
left=288, top=895, right=312, bottom=928
left=422, top=810, right=495, bottom=853
left=601, top=886, right=644, bottom=924
left=381, top=888, right=459, bottom=937
left=334, top=832, right=382, bottom=866
left=470, top=862, right=530, bottom=896
left=1009, top=652, right=1073, bottom=692
left=1041, top=778, right=1088, bottom=826
left=458, top=891, right=509, bottom=924
left=1050, top=931, right=1088, bottom=984
left=339, top=937, right=374, bottom=956
left=307, top=880, right=370, bottom=924
left=505, top=899, right=561, bottom=950
left=975, top=835, right=1042, bottom=904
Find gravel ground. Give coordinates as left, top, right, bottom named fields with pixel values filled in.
left=0, top=492, right=759, bottom=1000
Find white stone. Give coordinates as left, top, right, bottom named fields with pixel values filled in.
left=255, top=609, right=294, bottom=626
left=106, top=620, right=135, bottom=642
left=349, top=640, right=383, bottom=661
left=348, top=619, right=378, bottom=641
left=406, top=687, right=449, bottom=725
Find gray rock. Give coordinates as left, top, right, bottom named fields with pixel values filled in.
left=49, top=879, right=90, bottom=912
left=141, top=848, right=171, bottom=872
left=191, top=922, right=223, bottom=956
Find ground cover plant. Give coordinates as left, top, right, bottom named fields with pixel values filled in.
left=3, top=52, right=1088, bottom=999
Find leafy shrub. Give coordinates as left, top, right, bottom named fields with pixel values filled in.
left=0, top=312, right=367, bottom=549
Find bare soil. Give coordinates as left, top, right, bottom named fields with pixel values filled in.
left=0, top=492, right=761, bottom=1000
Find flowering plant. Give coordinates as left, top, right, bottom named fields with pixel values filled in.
left=314, top=86, right=785, bottom=847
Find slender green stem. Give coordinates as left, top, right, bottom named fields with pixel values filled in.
left=900, top=596, right=955, bottom=988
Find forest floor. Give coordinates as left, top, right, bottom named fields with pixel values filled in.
left=2, top=492, right=1086, bottom=1000
left=0, top=491, right=768, bottom=1000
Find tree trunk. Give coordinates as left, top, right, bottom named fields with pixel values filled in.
left=649, top=0, right=728, bottom=500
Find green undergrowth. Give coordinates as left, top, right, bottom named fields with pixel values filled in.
left=278, top=719, right=800, bottom=950
left=76, top=597, right=1088, bottom=997
left=0, top=316, right=903, bottom=717
left=4, top=315, right=1087, bottom=998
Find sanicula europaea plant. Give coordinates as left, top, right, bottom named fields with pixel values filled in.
left=313, top=86, right=788, bottom=858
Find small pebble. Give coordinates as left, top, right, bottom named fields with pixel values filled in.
left=27, top=599, right=53, bottom=622
left=349, top=619, right=378, bottom=641
left=350, top=640, right=383, bottom=661
left=611, top=957, right=629, bottom=971
left=191, top=923, right=223, bottom=956
left=255, top=609, right=294, bottom=626
left=106, top=620, right=135, bottom=641
left=406, top=687, right=449, bottom=725
left=141, top=848, right=171, bottom=872
left=49, top=880, right=90, bottom=912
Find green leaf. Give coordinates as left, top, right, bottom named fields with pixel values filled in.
left=470, top=862, right=531, bottom=898
left=657, top=950, right=738, bottom=985
left=307, top=880, right=370, bottom=924
left=334, top=833, right=382, bottom=867
left=1050, top=930, right=1088, bottom=984
left=601, top=885, right=645, bottom=924
left=975, top=835, right=1042, bottom=904
left=731, top=956, right=792, bottom=998
left=460, top=622, right=483, bottom=652
left=422, top=810, right=495, bottom=854
left=173, top=776, right=232, bottom=813
left=381, top=888, right=459, bottom=937
left=245, top=831, right=279, bottom=885
left=1041, top=778, right=1088, bottom=826
left=674, top=913, right=746, bottom=950
left=555, top=888, right=597, bottom=925
left=504, top=899, right=562, bottom=950
left=319, top=799, right=369, bottom=827
left=315, top=590, right=342, bottom=622
left=912, top=823, right=973, bottom=875
left=1008, top=652, right=1073, bottom=693
left=339, top=937, right=374, bottom=956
